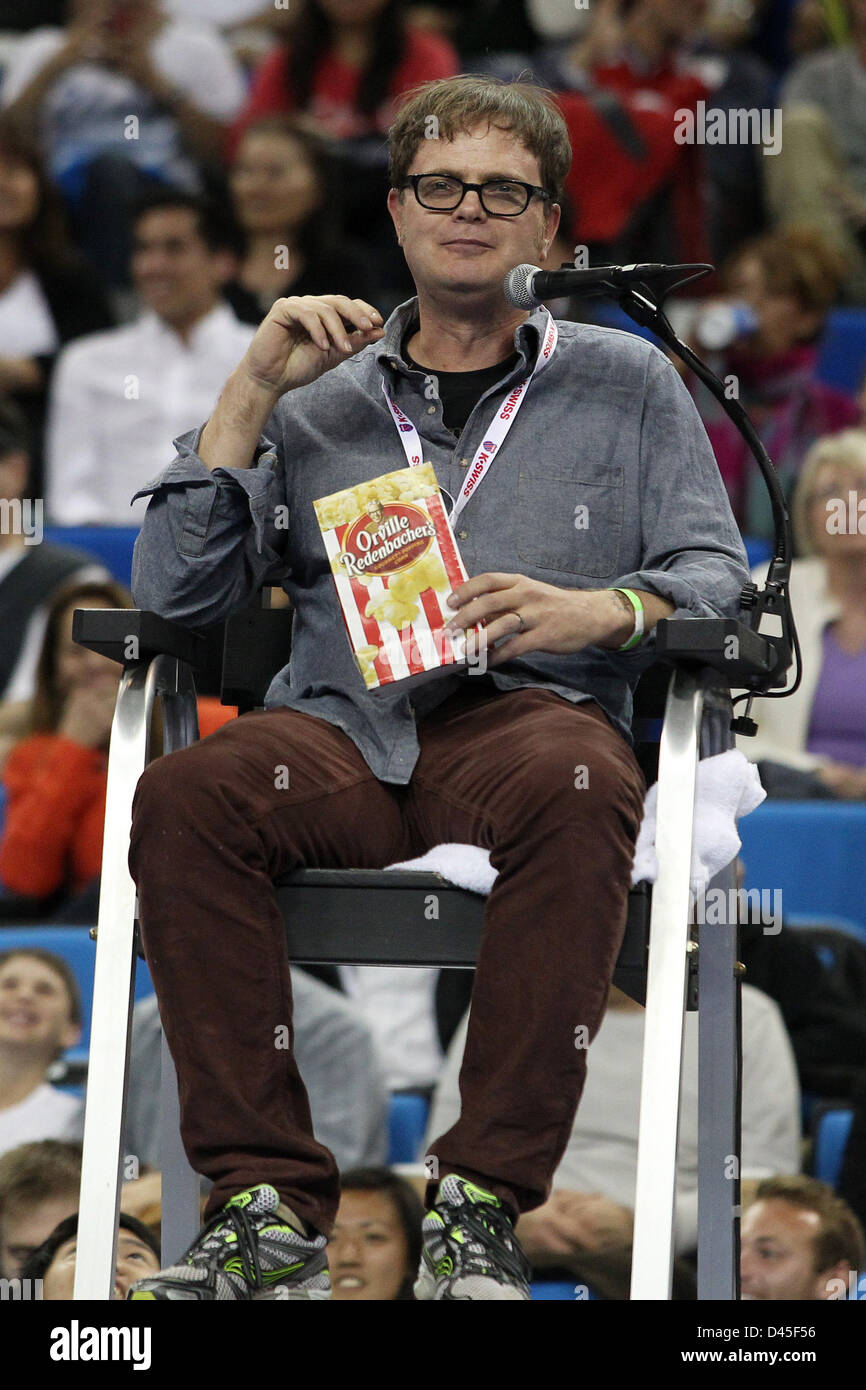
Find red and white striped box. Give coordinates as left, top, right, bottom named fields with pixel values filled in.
left=313, top=462, right=479, bottom=692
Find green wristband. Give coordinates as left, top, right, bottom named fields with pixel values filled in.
left=611, top=588, right=645, bottom=651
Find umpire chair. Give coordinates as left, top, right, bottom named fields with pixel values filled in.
left=70, top=595, right=776, bottom=1301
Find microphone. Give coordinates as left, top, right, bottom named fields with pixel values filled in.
left=504, top=262, right=705, bottom=309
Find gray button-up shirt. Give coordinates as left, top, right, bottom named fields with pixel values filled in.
left=131, top=296, right=750, bottom=784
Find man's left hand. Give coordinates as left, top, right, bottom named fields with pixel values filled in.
left=443, top=572, right=631, bottom=667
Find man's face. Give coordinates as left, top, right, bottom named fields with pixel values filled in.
left=387, top=124, right=560, bottom=308
left=131, top=208, right=234, bottom=326
left=725, top=254, right=821, bottom=358
left=0, top=1196, right=79, bottom=1281
left=42, top=1229, right=160, bottom=1300
left=740, top=1199, right=844, bottom=1300
left=0, top=956, right=80, bottom=1062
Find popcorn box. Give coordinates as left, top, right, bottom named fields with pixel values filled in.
left=313, top=463, right=479, bottom=692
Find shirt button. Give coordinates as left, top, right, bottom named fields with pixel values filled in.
left=427, top=405, right=436, bottom=414
left=458, top=529, right=468, bottom=540
left=459, top=457, right=470, bottom=468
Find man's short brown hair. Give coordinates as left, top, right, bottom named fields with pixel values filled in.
left=0, top=1140, right=82, bottom=1222
left=754, top=1175, right=866, bottom=1276
left=388, top=74, right=573, bottom=207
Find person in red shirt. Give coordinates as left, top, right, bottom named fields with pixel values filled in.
left=0, top=578, right=234, bottom=913
left=554, top=0, right=714, bottom=266
left=231, top=0, right=459, bottom=149
left=230, top=0, right=459, bottom=297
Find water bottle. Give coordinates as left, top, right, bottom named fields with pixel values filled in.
left=694, top=301, right=758, bottom=351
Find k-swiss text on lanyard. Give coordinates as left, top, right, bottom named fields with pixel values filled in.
left=381, top=308, right=558, bottom=525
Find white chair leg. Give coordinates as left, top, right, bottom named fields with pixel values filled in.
left=74, top=655, right=197, bottom=1299
left=630, top=668, right=703, bottom=1300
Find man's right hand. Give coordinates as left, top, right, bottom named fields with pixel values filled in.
left=241, top=295, right=386, bottom=398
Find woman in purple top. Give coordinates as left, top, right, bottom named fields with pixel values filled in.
left=690, top=226, right=862, bottom=541
left=742, top=428, right=866, bottom=798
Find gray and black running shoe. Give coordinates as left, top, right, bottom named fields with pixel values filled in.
left=127, top=1183, right=330, bottom=1300
left=414, top=1174, right=531, bottom=1301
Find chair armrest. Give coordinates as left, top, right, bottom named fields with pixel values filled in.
left=654, top=617, right=780, bottom=686
left=72, top=609, right=205, bottom=668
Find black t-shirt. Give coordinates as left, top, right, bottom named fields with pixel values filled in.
left=403, top=337, right=519, bottom=438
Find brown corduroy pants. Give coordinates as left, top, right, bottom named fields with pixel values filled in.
left=128, top=679, right=645, bottom=1237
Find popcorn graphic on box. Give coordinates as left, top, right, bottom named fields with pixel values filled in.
left=313, top=462, right=480, bottom=691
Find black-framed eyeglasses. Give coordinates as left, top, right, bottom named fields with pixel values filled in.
left=401, top=173, right=552, bottom=217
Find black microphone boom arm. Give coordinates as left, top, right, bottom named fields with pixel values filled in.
left=550, top=260, right=800, bottom=727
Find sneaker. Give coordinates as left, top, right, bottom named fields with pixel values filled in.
left=414, top=1174, right=531, bottom=1301
left=127, top=1183, right=330, bottom=1300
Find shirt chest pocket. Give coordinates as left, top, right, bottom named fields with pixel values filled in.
left=516, top=464, right=623, bottom=579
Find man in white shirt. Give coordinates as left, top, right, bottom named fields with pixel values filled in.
left=45, top=190, right=255, bottom=526
left=427, top=981, right=802, bottom=1260
left=0, top=950, right=84, bottom=1160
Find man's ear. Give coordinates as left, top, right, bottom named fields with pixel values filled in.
left=387, top=187, right=404, bottom=245
left=540, top=202, right=562, bottom=262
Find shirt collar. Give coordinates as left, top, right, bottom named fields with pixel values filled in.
left=375, top=295, right=551, bottom=385
left=137, top=301, right=239, bottom=351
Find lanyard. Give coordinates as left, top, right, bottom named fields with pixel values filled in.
left=381, top=308, right=558, bottom=525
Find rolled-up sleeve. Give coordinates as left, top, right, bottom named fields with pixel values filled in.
left=614, top=352, right=750, bottom=633
left=130, top=423, right=289, bottom=627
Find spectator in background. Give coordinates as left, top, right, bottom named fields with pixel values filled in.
left=329, top=1167, right=424, bottom=1300
left=303, top=960, right=472, bottom=1103
left=569, top=0, right=778, bottom=264
left=687, top=226, right=860, bottom=539
left=22, top=1209, right=160, bottom=1298
left=0, top=1138, right=80, bottom=1280
left=232, top=0, right=458, bottom=146
left=739, top=429, right=866, bottom=797
left=44, top=190, right=253, bottom=527
left=0, top=0, right=246, bottom=289
left=0, top=950, right=83, bottom=1159
left=231, top=0, right=459, bottom=293
left=0, top=398, right=109, bottom=704
left=428, top=980, right=801, bottom=1267
left=741, top=1176, right=865, bottom=1299
left=765, top=0, right=866, bottom=302
left=0, top=121, right=114, bottom=495
left=225, top=116, right=385, bottom=326
left=0, top=579, right=235, bottom=915
left=552, top=0, right=716, bottom=265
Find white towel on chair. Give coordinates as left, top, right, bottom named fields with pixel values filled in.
left=630, top=747, right=766, bottom=895
left=384, top=749, right=765, bottom=897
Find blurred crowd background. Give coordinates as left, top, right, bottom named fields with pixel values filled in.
left=1, top=0, right=866, bottom=1301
